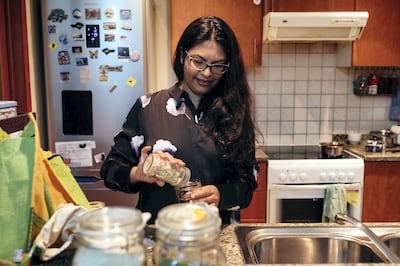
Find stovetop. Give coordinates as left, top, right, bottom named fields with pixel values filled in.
left=263, top=145, right=359, bottom=160
left=264, top=145, right=364, bottom=184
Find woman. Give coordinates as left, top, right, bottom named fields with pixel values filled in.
left=101, top=16, right=258, bottom=224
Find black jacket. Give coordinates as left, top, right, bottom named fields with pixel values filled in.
left=101, top=84, right=257, bottom=224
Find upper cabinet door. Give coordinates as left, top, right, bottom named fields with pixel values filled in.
left=353, top=0, right=400, bottom=66
left=170, top=0, right=263, bottom=66
left=265, top=0, right=355, bottom=12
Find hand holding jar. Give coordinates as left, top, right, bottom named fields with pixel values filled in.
left=130, top=146, right=189, bottom=187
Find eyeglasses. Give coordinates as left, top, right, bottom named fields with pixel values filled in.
left=185, top=50, right=230, bottom=75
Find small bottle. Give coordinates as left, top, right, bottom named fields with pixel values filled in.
left=154, top=202, right=226, bottom=266
left=143, top=153, right=190, bottom=187
left=368, top=74, right=380, bottom=95
left=378, top=69, right=389, bottom=94
left=72, top=207, right=150, bottom=266
left=389, top=69, right=399, bottom=95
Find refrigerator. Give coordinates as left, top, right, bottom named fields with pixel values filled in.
left=41, top=0, right=154, bottom=205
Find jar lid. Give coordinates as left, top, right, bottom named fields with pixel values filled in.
left=155, top=202, right=221, bottom=243
left=77, top=207, right=148, bottom=240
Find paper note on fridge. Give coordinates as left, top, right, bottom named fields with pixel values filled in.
left=55, top=140, right=96, bottom=167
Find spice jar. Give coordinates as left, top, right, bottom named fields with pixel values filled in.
left=72, top=206, right=150, bottom=266
left=154, top=202, right=226, bottom=266
left=368, top=74, right=380, bottom=95
left=175, top=179, right=202, bottom=203
left=143, top=153, right=191, bottom=187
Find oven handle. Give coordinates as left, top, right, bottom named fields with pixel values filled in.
left=269, top=183, right=362, bottom=191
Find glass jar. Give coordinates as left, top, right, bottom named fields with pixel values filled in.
left=143, top=153, right=191, bottom=187
left=72, top=206, right=150, bottom=266
left=154, top=202, right=226, bottom=266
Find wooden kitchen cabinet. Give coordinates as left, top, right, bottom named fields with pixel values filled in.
left=362, top=161, right=400, bottom=222
left=240, top=162, right=267, bottom=223
left=352, top=0, right=400, bottom=66
left=264, top=0, right=355, bottom=12
left=170, top=0, right=263, bottom=66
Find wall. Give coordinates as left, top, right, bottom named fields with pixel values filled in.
left=248, top=42, right=396, bottom=146
left=26, top=2, right=397, bottom=148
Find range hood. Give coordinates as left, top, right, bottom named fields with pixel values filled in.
left=263, top=12, right=369, bottom=42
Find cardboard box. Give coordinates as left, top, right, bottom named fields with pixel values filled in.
left=0, top=101, right=17, bottom=120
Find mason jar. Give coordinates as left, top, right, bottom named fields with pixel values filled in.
left=154, top=202, right=226, bottom=266
left=72, top=206, right=150, bottom=266
left=143, top=153, right=191, bottom=187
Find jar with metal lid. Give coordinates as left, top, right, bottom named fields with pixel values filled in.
left=154, top=202, right=226, bottom=266
left=72, top=206, right=150, bottom=266
left=143, top=153, right=191, bottom=187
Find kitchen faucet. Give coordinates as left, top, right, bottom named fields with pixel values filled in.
left=335, top=213, right=400, bottom=263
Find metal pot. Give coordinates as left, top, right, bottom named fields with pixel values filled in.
left=369, top=130, right=396, bottom=148
left=320, top=142, right=344, bottom=158
left=390, top=125, right=400, bottom=145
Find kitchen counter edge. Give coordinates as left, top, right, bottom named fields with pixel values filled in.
left=346, top=145, right=400, bottom=162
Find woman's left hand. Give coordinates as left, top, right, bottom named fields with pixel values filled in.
left=190, top=185, right=220, bottom=207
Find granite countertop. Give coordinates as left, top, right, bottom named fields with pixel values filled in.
left=255, top=148, right=268, bottom=163
left=346, top=144, right=400, bottom=162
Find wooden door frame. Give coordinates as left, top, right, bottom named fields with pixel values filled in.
left=0, top=0, right=31, bottom=112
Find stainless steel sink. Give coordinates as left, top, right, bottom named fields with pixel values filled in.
left=235, top=225, right=400, bottom=264
left=382, top=234, right=400, bottom=258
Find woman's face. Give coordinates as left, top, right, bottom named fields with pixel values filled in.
left=180, top=40, right=227, bottom=97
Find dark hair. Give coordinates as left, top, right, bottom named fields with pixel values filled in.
left=173, top=16, right=257, bottom=170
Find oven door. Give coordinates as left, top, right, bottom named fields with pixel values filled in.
left=267, top=183, right=362, bottom=223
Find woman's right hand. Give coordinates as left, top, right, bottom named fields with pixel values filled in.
left=130, top=146, right=187, bottom=187
left=129, top=145, right=166, bottom=187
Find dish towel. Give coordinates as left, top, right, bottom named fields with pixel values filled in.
left=389, top=78, right=400, bottom=121
left=27, top=203, right=88, bottom=262
left=322, top=184, right=347, bottom=223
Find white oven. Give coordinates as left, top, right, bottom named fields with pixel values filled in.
left=265, top=145, right=364, bottom=223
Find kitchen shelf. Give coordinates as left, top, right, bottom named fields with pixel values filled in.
left=353, top=92, right=395, bottom=97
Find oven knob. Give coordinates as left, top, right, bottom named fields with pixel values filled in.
left=320, top=172, right=328, bottom=181
left=329, top=172, right=337, bottom=181
left=279, top=173, right=287, bottom=182
left=300, top=172, right=306, bottom=181
left=289, top=173, right=297, bottom=181
left=338, top=172, right=346, bottom=181
left=348, top=172, right=355, bottom=180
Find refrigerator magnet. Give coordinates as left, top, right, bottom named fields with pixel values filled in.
left=120, top=9, right=132, bottom=20
left=49, top=41, right=58, bottom=51
left=89, top=50, right=98, bottom=59
left=109, top=84, right=117, bottom=92
left=130, top=50, right=140, bottom=62
left=104, top=8, right=114, bottom=19
left=85, top=8, right=101, bottom=20
left=102, top=48, right=115, bottom=55
left=80, top=68, right=91, bottom=83
left=118, top=47, right=130, bottom=61
left=58, top=51, right=70, bottom=65
left=60, top=72, right=71, bottom=83
left=126, top=77, right=137, bottom=87
left=48, top=8, right=68, bottom=23
left=72, top=8, right=82, bottom=19
left=99, top=65, right=108, bottom=82
left=121, top=23, right=132, bottom=31
left=48, top=25, right=56, bottom=34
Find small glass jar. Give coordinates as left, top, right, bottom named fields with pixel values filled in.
left=154, top=202, right=226, bottom=266
left=72, top=206, right=150, bottom=266
left=175, top=179, right=202, bottom=203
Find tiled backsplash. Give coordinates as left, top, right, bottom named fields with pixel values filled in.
left=247, top=43, right=398, bottom=146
